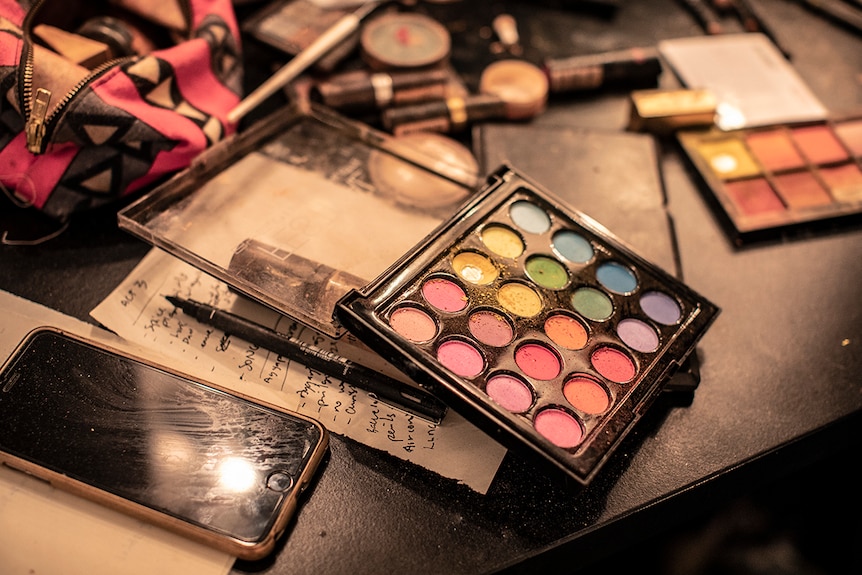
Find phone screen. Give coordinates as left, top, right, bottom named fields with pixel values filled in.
left=0, top=328, right=327, bottom=555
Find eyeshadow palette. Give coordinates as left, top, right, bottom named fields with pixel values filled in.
left=678, top=115, right=862, bottom=244
left=336, top=165, right=719, bottom=485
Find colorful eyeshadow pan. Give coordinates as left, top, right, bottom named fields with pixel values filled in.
left=571, top=287, right=613, bottom=321
left=389, top=306, right=437, bottom=341
left=563, top=375, right=610, bottom=414
left=744, top=130, right=805, bottom=171
left=678, top=115, right=862, bottom=244
left=617, top=318, right=659, bottom=353
left=772, top=172, right=832, bottom=208
left=525, top=255, right=569, bottom=289
left=544, top=314, right=588, bottom=350
left=422, top=277, right=467, bottom=312
left=481, top=224, right=524, bottom=259
left=486, top=374, right=534, bottom=412
left=640, top=291, right=681, bottom=325
left=791, top=125, right=848, bottom=164
left=337, top=166, right=719, bottom=485
left=468, top=309, right=514, bottom=346
left=452, top=251, right=498, bottom=285
left=553, top=230, right=594, bottom=263
left=834, top=119, right=862, bottom=156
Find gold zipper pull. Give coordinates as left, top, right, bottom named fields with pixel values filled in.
left=26, top=88, right=52, bottom=154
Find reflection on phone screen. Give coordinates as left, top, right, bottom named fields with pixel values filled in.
left=0, top=330, right=325, bottom=544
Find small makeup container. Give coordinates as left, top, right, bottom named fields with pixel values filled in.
left=337, top=165, right=719, bottom=485
left=678, top=113, right=862, bottom=244
left=628, top=88, right=718, bottom=134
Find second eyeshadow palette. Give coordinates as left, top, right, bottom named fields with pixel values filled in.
left=336, top=165, right=719, bottom=485
left=678, top=115, right=862, bottom=244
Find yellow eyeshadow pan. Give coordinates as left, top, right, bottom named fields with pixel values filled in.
left=338, top=166, right=719, bottom=485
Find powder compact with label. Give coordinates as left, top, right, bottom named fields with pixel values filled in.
left=337, top=165, right=719, bottom=485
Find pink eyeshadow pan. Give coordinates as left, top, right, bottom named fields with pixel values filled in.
left=745, top=130, right=805, bottom=171
left=515, top=343, right=561, bottom=381
left=724, top=178, right=785, bottom=216
left=590, top=346, right=635, bottom=383
left=422, top=277, right=467, bottom=312
left=389, top=307, right=437, bottom=342
left=791, top=125, right=848, bottom=164
left=534, top=408, right=583, bottom=449
left=437, top=339, right=484, bottom=378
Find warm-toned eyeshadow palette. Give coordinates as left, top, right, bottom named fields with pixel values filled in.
left=336, top=165, right=719, bottom=485
left=678, top=115, right=862, bottom=244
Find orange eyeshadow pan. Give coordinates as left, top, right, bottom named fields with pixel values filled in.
left=744, top=130, right=805, bottom=171
left=791, top=125, right=848, bottom=164
left=772, top=172, right=832, bottom=208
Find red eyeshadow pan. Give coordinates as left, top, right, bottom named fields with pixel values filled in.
left=791, top=125, right=848, bottom=164
left=772, top=171, right=833, bottom=208
left=745, top=130, right=805, bottom=171
left=724, top=178, right=785, bottom=216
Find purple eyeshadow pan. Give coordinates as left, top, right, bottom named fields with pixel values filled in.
left=486, top=374, right=534, bottom=412
left=640, top=291, right=681, bottom=325
left=617, top=318, right=659, bottom=353
left=468, top=310, right=514, bottom=347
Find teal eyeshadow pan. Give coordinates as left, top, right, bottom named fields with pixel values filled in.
left=337, top=165, right=719, bottom=486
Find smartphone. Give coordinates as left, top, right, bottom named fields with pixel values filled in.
left=0, top=327, right=329, bottom=561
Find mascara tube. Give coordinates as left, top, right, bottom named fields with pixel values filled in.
left=543, top=47, right=663, bottom=93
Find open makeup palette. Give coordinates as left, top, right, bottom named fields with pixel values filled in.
left=678, top=115, right=862, bottom=244
left=337, top=165, right=719, bottom=485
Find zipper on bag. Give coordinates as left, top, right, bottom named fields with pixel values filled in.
left=18, top=0, right=193, bottom=154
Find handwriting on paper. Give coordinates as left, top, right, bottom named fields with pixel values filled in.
left=91, top=250, right=506, bottom=493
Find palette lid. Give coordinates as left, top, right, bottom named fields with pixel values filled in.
left=118, top=103, right=479, bottom=339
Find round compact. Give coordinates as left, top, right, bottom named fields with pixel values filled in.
left=479, top=59, right=548, bottom=120
left=360, top=12, right=451, bottom=70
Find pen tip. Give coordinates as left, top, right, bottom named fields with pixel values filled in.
left=164, top=295, right=180, bottom=305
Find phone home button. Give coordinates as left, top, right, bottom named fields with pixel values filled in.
left=266, top=470, right=294, bottom=492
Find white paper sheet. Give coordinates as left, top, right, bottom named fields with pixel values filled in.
left=659, top=33, right=828, bottom=130
left=90, top=248, right=507, bottom=494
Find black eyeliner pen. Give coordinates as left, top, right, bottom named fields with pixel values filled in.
left=165, top=295, right=447, bottom=423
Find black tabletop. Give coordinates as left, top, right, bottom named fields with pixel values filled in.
left=2, top=1, right=861, bottom=574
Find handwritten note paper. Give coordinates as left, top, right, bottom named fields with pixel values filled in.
left=91, top=249, right=507, bottom=494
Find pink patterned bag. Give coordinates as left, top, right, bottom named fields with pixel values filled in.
left=0, top=0, right=242, bottom=224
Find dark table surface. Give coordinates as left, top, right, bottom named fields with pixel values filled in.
left=2, top=1, right=861, bottom=573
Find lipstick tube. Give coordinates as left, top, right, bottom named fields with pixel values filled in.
left=543, top=47, right=663, bottom=93
left=314, top=68, right=450, bottom=111
left=381, top=93, right=508, bottom=134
